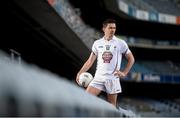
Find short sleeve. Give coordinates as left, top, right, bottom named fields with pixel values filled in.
left=120, top=40, right=131, bottom=55
left=92, top=41, right=98, bottom=55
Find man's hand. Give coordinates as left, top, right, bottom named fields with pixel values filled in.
left=113, top=70, right=127, bottom=78
left=76, top=73, right=81, bottom=85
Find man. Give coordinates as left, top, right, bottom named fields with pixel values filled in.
left=76, top=19, right=135, bottom=107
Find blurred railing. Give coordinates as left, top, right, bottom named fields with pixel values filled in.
left=0, top=51, right=135, bottom=117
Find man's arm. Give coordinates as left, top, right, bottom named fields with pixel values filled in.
left=123, top=52, right=135, bottom=75
left=114, top=52, right=135, bottom=78
left=76, top=52, right=97, bottom=84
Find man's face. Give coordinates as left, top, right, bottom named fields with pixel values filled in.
left=103, top=23, right=116, bottom=37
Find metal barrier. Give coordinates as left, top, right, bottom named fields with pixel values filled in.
left=10, top=49, right=21, bottom=64
left=0, top=51, right=131, bottom=117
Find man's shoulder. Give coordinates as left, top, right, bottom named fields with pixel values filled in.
left=114, top=36, right=126, bottom=44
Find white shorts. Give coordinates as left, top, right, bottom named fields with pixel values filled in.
left=89, top=74, right=122, bottom=94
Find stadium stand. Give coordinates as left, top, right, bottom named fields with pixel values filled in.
left=143, top=0, right=180, bottom=16
left=121, top=0, right=156, bottom=12
left=137, top=60, right=180, bottom=75
left=118, top=97, right=180, bottom=117
left=120, top=0, right=180, bottom=16
left=121, top=59, right=155, bottom=74
left=51, top=0, right=96, bottom=50
left=117, top=0, right=180, bottom=25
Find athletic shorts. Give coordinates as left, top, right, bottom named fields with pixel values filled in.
left=89, top=74, right=122, bottom=94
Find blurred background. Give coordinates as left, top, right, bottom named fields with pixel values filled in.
left=1, top=0, right=180, bottom=117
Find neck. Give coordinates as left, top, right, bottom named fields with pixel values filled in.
left=104, top=35, right=113, bottom=41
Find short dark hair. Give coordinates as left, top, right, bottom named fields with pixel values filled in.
left=103, top=19, right=116, bottom=28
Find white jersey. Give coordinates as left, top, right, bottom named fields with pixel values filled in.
left=92, top=36, right=131, bottom=76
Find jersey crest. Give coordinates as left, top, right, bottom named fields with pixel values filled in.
left=102, top=51, right=113, bottom=63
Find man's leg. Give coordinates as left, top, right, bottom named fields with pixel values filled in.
left=107, top=93, right=118, bottom=107
left=86, top=86, right=101, bottom=96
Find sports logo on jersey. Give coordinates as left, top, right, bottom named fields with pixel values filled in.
left=102, top=51, right=113, bottom=63
left=98, top=46, right=103, bottom=48
left=105, top=45, right=110, bottom=50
